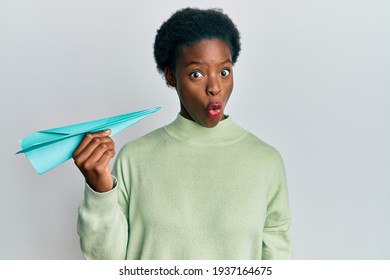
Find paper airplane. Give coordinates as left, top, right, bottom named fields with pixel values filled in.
left=17, top=106, right=161, bottom=174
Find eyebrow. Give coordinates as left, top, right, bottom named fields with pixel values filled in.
left=185, top=59, right=232, bottom=68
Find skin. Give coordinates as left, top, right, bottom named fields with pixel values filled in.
left=165, top=39, right=234, bottom=128
left=72, top=129, right=115, bottom=192
left=73, top=39, right=234, bottom=192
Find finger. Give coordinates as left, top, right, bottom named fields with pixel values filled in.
left=74, top=138, right=114, bottom=167
left=72, top=130, right=111, bottom=158
left=82, top=141, right=115, bottom=167
left=80, top=147, right=115, bottom=179
left=95, top=149, right=116, bottom=172
left=74, top=129, right=112, bottom=158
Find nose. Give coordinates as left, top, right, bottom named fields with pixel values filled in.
left=206, top=75, right=221, bottom=96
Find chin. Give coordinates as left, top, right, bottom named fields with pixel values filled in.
left=198, top=117, right=223, bottom=128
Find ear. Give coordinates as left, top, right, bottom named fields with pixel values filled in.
left=164, top=67, right=176, bottom=88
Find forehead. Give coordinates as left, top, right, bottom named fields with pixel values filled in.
left=177, top=39, right=232, bottom=65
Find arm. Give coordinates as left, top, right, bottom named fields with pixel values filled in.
left=262, top=154, right=293, bottom=260
left=73, top=130, right=129, bottom=259
left=77, top=177, right=129, bottom=259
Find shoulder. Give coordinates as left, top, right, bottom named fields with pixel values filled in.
left=112, top=126, right=168, bottom=173
left=118, top=126, right=167, bottom=156
left=235, top=123, right=285, bottom=168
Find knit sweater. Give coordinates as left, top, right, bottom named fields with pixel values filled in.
left=77, top=114, right=292, bottom=259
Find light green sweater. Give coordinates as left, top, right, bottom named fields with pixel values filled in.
left=77, top=115, right=292, bottom=259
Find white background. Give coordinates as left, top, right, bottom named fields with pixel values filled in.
left=1, top=0, right=389, bottom=259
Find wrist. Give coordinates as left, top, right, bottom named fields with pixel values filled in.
left=87, top=177, right=114, bottom=193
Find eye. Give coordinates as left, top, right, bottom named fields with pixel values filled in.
left=220, top=69, right=230, bottom=77
left=190, top=71, right=203, bottom=78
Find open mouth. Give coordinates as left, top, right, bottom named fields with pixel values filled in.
left=207, top=103, right=222, bottom=118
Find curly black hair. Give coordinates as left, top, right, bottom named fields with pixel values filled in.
left=153, top=7, right=241, bottom=74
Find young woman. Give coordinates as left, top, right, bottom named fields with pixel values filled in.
left=73, top=7, right=292, bottom=260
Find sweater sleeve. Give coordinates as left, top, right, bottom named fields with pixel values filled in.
left=77, top=174, right=129, bottom=260
left=262, top=153, right=293, bottom=260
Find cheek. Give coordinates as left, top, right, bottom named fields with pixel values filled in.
left=176, top=81, right=199, bottom=106
left=223, top=78, right=234, bottom=96
left=178, top=79, right=204, bottom=97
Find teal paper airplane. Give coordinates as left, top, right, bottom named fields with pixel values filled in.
left=17, top=106, right=161, bottom=174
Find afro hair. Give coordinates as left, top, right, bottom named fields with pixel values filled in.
left=153, top=7, right=241, bottom=74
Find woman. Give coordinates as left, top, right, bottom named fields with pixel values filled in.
left=74, top=7, right=292, bottom=260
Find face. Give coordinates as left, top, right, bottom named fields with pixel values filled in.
left=165, top=39, right=234, bottom=128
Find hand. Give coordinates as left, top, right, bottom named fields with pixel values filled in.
left=72, top=130, right=116, bottom=193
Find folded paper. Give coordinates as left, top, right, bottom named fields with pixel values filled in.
left=17, top=106, right=161, bottom=174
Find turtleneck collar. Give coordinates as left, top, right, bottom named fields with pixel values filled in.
left=163, top=114, right=247, bottom=146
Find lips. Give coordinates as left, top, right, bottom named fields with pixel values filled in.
left=207, top=103, right=222, bottom=118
